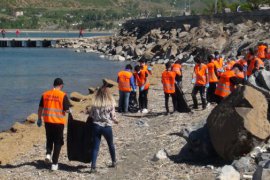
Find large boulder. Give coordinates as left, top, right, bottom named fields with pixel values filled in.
left=207, top=86, right=270, bottom=161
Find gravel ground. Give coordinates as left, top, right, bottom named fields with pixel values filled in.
left=0, top=65, right=219, bottom=180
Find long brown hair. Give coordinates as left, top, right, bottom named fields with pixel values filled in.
left=92, top=86, right=115, bottom=108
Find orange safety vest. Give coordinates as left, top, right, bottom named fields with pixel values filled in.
left=215, top=70, right=236, bottom=98
left=225, top=60, right=236, bottom=71
left=247, top=57, right=264, bottom=76
left=142, top=65, right=152, bottom=75
left=162, top=71, right=176, bottom=94
left=171, top=63, right=182, bottom=76
left=236, top=59, right=247, bottom=67
left=118, top=71, right=133, bottom=92
left=42, top=89, right=66, bottom=124
left=134, top=70, right=150, bottom=90
left=214, top=57, right=224, bottom=69
left=236, top=72, right=244, bottom=79
left=207, top=61, right=218, bottom=83
left=257, top=45, right=267, bottom=59
left=194, top=63, right=208, bottom=85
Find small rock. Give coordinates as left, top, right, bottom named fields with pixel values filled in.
left=153, top=149, right=168, bottom=161
left=136, top=119, right=149, bottom=127
left=88, top=87, right=96, bottom=94
left=232, top=156, right=255, bottom=172
left=217, top=165, right=240, bottom=180
left=103, top=79, right=118, bottom=88
left=183, top=24, right=191, bottom=31
left=25, top=113, right=38, bottom=123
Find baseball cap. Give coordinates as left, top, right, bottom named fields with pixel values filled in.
left=53, top=78, right=64, bottom=86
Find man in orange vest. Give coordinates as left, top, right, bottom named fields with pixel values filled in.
left=117, top=64, right=136, bottom=113
left=206, top=55, right=218, bottom=103
left=247, top=49, right=264, bottom=77
left=213, top=51, right=224, bottom=75
left=171, top=60, right=183, bottom=87
left=37, top=78, right=71, bottom=171
left=192, top=56, right=209, bottom=109
left=139, top=58, right=152, bottom=75
left=257, top=43, right=267, bottom=60
left=162, top=62, right=176, bottom=115
left=134, top=65, right=150, bottom=113
left=215, top=64, right=244, bottom=103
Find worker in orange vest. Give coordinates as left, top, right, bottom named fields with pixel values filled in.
left=162, top=62, right=176, bottom=115
left=265, top=47, right=270, bottom=71
left=134, top=65, right=150, bottom=113
left=37, top=78, right=71, bottom=171
left=192, top=56, right=209, bottom=109
left=247, top=49, right=264, bottom=77
left=236, top=56, right=248, bottom=80
left=117, top=64, right=136, bottom=113
left=139, top=58, right=152, bottom=75
left=257, top=43, right=267, bottom=60
left=171, top=59, right=183, bottom=87
left=213, top=51, right=224, bottom=76
left=224, top=56, right=236, bottom=71
left=206, top=55, right=218, bottom=103
left=215, top=64, right=245, bottom=104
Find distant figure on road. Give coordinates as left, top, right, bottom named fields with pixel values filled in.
left=79, top=28, right=84, bottom=38
left=1, top=29, right=6, bottom=38
left=16, top=29, right=20, bottom=37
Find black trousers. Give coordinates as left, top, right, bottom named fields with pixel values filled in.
left=192, top=85, right=207, bottom=108
left=139, top=89, right=148, bottom=110
left=215, top=95, right=224, bottom=104
left=45, top=123, right=64, bottom=164
left=207, top=82, right=217, bottom=103
left=165, top=93, right=176, bottom=113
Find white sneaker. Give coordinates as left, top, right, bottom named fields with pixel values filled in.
left=51, top=164, right=58, bottom=171
left=142, top=109, right=148, bottom=114
left=45, top=154, right=51, bottom=163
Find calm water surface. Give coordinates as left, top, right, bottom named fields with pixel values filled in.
left=0, top=48, right=126, bottom=132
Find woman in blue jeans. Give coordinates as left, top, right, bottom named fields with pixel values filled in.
left=89, top=85, right=118, bottom=173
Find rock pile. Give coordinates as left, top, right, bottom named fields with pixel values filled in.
left=56, top=20, right=270, bottom=64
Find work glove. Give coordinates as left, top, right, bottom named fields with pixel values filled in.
left=147, top=67, right=152, bottom=71
left=37, top=118, right=42, bottom=127
left=132, top=88, right=136, bottom=92
left=217, top=68, right=224, bottom=73
left=191, top=78, right=196, bottom=84
left=244, top=76, right=248, bottom=81
left=140, top=86, right=145, bottom=91
left=206, top=83, right=210, bottom=88
left=243, top=65, right=248, bottom=72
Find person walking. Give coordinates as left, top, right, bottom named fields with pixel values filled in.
left=191, top=57, right=209, bottom=109
left=206, top=55, right=218, bottom=103
left=89, top=85, right=118, bottom=173
left=15, top=29, right=20, bottom=37
left=117, top=64, right=136, bottom=113
left=1, top=29, right=6, bottom=38
left=171, top=60, right=183, bottom=87
left=162, top=62, right=177, bottom=115
left=247, top=49, right=264, bottom=77
left=79, top=27, right=84, bottom=38
left=134, top=65, right=150, bottom=113
left=37, top=78, right=71, bottom=171
left=215, top=64, right=245, bottom=104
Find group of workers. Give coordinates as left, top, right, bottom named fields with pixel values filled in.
left=117, top=42, right=270, bottom=114
left=36, top=42, right=269, bottom=172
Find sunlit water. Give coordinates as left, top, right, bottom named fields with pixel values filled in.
left=0, top=47, right=127, bottom=131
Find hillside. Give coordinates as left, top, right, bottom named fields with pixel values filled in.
left=0, top=0, right=248, bottom=30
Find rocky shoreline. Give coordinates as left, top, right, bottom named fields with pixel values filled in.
left=55, top=20, right=270, bottom=65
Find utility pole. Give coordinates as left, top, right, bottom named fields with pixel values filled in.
left=215, top=0, right=218, bottom=14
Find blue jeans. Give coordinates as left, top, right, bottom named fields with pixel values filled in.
left=91, top=124, right=116, bottom=169
left=118, top=91, right=130, bottom=112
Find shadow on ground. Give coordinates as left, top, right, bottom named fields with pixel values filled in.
left=0, top=160, right=88, bottom=172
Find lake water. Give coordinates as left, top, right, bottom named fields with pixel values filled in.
left=0, top=47, right=127, bottom=132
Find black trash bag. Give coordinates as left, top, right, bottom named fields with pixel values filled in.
left=67, top=113, right=93, bottom=163
left=128, top=91, right=139, bottom=113
left=175, top=84, right=191, bottom=113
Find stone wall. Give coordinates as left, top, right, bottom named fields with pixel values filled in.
left=122, top=10, right=270, bottom=37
